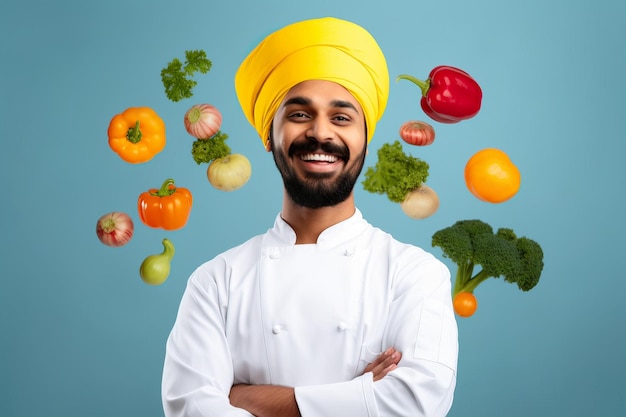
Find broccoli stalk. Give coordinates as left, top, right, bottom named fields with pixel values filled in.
left=431, top=219, right=544, bottom=296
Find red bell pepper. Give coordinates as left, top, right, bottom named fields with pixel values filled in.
left=397, top=66, right=483, bottom=124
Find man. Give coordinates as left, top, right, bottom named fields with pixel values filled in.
left=162, top=17, right=458, bottom=417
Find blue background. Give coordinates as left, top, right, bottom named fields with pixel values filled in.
left=2, top=0, right=624, bottom=416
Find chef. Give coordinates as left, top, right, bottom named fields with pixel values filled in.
left=162, top=16, right=459, bottom=417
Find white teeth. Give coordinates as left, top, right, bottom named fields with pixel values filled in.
left=301, top=153, right=338, bottom=162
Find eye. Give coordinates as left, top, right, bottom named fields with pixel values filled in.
left=332, top=114, right=352, bottom=124
left=288, top=111, right=310, bottom=121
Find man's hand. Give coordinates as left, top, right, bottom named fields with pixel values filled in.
left=362, top=347, right=402, bottom=381
left=230, top=384, right=301, bottom=417
left=229, top=348, right=401, bottom=415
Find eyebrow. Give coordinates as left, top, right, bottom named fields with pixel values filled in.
left=283, top=96, right=359, bottom=113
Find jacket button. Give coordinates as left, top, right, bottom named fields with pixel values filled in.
left=272, top=325, right=283, bottom=334
left=337, top=322, right=348, bottom=331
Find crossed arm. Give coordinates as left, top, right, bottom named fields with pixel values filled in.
left=164, top=257, right=457, bottom=417
left=228, top=347, right=402, bottom=417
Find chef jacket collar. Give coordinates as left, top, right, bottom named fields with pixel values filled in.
left=267, top=208, right=368, bottom=247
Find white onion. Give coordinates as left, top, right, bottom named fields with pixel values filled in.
left=207, top=154, right=252, bottom=191
left=400, top=185, right=440, bottom=219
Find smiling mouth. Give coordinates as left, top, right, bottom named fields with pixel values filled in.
left=300, top=153, right=340, bottom=163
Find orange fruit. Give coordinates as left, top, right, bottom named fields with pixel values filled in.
left=453, top=292, right=478, bottom=317
left=464, top=148, right=521, bottom=203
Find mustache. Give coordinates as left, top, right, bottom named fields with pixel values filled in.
left=288, top=139, right=350, bottom=160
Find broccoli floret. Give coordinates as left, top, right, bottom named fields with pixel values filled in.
left=515, top=237, right=544, bottom=291
left=362, top=141, right=429, bottom=203
left=432, top=219, right=544, bottom=296
left=191, top=131, right=231, bottom=164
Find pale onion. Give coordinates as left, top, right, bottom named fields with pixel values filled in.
left=184, top=104, right=222, bottom=139
left=400, top=184, right=440, bottom=219
left=96, top=211, right=134, bottom=247
left=207, top=153, right=252, bottom=191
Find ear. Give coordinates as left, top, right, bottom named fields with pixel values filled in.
left=264, top=138, right=272, bottom=152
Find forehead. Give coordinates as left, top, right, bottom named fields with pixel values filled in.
left=282, top=80, right=363, bottom=111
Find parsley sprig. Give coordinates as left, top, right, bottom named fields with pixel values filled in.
left=161, top=50, right=212, bottom=102
left=191, top=131, right=231, bottom=165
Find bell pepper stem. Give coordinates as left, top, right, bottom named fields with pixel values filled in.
left=126, top=120, right=143, bottom=144
left=152, top=178, right=177, bottom=197
left=396, top=74, right=431, bottom=97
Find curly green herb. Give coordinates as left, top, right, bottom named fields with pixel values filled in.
left=362, top=140, right=429, bottom=202
left=191, top=131, right=231, bottom=165
left=161, top=50, right=213, bottom=102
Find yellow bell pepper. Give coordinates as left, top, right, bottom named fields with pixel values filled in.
left=107, top=107, right=166, bottom=164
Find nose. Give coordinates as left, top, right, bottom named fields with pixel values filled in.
left=306, top=118, right=335, bottom=142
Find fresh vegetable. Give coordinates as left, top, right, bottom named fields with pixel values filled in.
left=191, top=131, right=231, bottom=164
left=399, top=120, right=436, bottom=146
left=432, top=219, right=544, bottom=316
left=140, top=238, right=175, bottom=285
left=397, top=66, right=482, bottom=123
left=453, top=292, right=478, bottom=318
left=137, top=178, right=193, bottom=230
left=96, top=212, right=134, bottom=247
left=465, top=148, right=521, bottom=203
left=207, top=153, right=252, bottom=191
left=107, top=107, right=166, bottom=164
left=362, top=140, right=430, bottom=203
left=161, top=50, right=212, bottom=102
left=188, top=130, right=251, bottom=191
left=400, top=184, right=440, bottom=219
left=184, top=104, right=222, bottom=139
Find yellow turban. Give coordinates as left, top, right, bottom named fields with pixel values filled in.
left=235, top=17, right=389, bottom=146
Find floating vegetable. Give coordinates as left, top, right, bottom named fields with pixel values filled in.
left=362, top=141, right=429, bottom=203
left=107, top=107, right=166, bottom=164
left=363, top=141, right=437, bottom=217
left=453, top=292, right=478, bottom=318
left=399, top=120, right=436, bottom=146
left=161, top=50, right=212, bottom=102
left=400, top=184, right=440, bottom=219
left=191, top=131, right=231, bottom=165
left=184, top=104, right=222, bottom=139
left=207, top=153, right=252, bottom=191
left=95, top=211, right=134, bottom=247
left=397, top=66, right=482, bottom=123
left=137, top=178, right=193, bottom=230
left=465, top=148, right=521, bottom=203
left=432, top=219, right=544, bottom=318
left=140, top=238, right=175, bottom=285
left=186, top=129, right=250, bottom=191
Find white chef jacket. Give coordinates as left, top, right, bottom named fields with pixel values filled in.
left=162, top=209, right=458, bottom=417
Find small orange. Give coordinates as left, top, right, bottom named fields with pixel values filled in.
left=464, top=148, right=521, bottom=203
left=453, top=292, right=478, bottom=317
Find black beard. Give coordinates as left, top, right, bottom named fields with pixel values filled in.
left=271, top=137, right=366, bottom=209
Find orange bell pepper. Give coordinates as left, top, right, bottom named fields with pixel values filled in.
left=138, top=178, right=193, bottom=230
left=108, top=107, right=166, bottom=164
